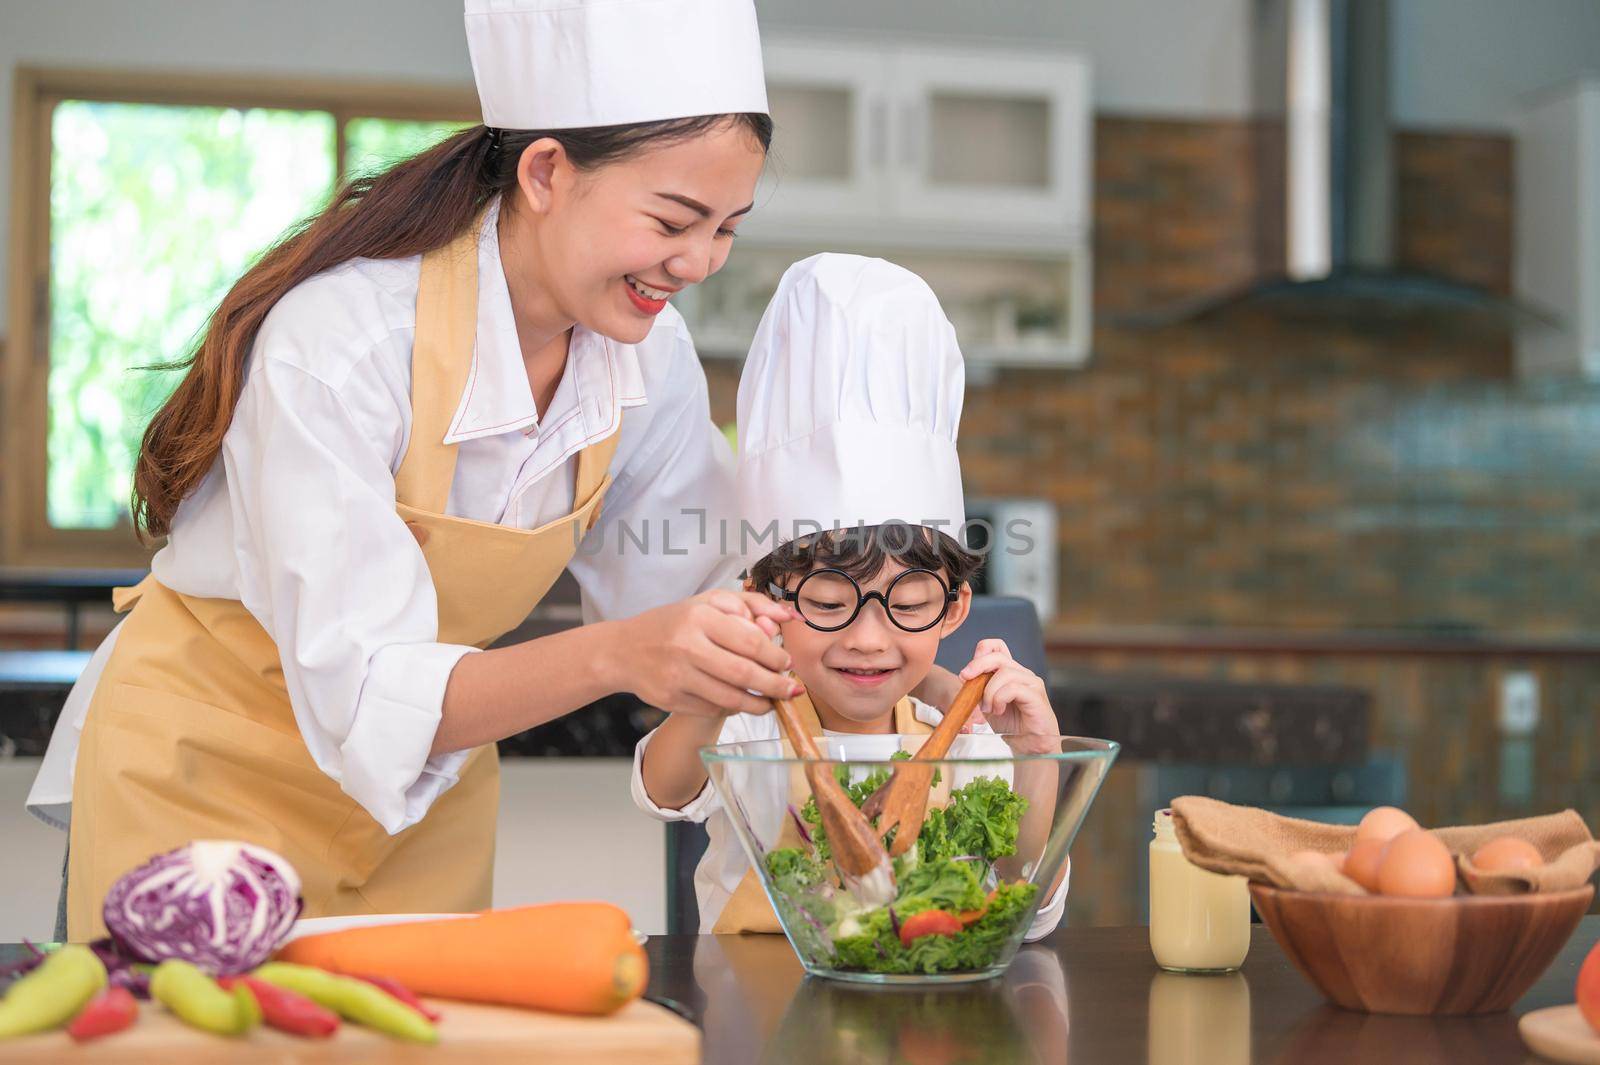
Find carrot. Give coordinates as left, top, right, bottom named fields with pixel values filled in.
left=274, top=903, right=646, bottom=1016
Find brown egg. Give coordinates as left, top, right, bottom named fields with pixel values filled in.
left=1343, top=840, right=1388, bottom=892
left=1471, top=836, right=1544, bottom=872
left=1376, top=829, right=1456, bottom=898
left=1354, top=806, right=1420, bottom=846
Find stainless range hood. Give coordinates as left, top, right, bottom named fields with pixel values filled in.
left=1120, top=0, right=1557, bottom=328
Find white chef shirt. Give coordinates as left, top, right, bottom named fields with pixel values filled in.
left=28, top=196, right=740, bottom=835
left=630, top=699, right=1070, bottom=938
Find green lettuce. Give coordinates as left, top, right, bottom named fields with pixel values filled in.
left=774, top=764, right=1043, bottom=975
left=891, top=857, right=987, bottom=918
left=763, top=848, right=838, bottom=959
left=830, top=880, right=1040, bottom=975
left=918, top=776, right=1030, bottom=865
left=765, top=847, right=827, bottom=893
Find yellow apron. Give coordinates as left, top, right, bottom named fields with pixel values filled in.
left=67, top=216, right=620, bottom=941
left=711, top=694, right=947, bottom=934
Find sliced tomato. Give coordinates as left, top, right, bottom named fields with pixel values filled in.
left=898, top=909, right=963, bottom=947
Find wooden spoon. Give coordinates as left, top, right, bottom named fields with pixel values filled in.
left=769, top=694, right=896, bottom=907
left=860, top=672, right=993, bottom=857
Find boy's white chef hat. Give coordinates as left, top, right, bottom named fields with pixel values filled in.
left=737, top=253, right=966, bottom=556
left=465, top=0, right=768, bottom=130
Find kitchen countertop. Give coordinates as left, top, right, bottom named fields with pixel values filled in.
left=1, top=919, right=1592, bottom=1061
left=637, top=919, right=1597, bottom=1064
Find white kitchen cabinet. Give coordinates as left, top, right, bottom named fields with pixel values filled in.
left=686, top=37, right=1094, bottom=368
left=680, top=241, right=1090, bottom=368
left=750, top=37, right=1092, bottom=244
left=756, top=40, right=891, bottom=222
left=888, top=46, right=1091, bottom=234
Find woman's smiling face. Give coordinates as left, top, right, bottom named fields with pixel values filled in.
left=505, top=119, right=766, bottom=344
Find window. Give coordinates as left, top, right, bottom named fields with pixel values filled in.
left=4, top=70, right=474, bottom=565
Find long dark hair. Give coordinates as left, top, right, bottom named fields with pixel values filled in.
left=132, top=113, right=772, bottom=538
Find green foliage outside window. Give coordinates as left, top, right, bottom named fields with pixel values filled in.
left=45, top=101, right=468, bottom=530
left=48, top=101, right=334, bottom=528
left=345, top=118, right=472, bottom=180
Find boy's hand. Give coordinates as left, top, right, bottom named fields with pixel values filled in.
left=959, top=639, right=1057, bottom=737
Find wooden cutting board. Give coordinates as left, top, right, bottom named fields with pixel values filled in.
left=0, top=997, right=698, bottom=1064
left=1520, top=1005, right=1600, bottom=1065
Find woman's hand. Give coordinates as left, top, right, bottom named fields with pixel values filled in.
left=958, top=639, right=1057, bottom=738
left=606, top=589, right=799, bottom=717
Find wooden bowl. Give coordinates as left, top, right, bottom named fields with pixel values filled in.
left=1249, top=882, right=1594, bottom=1015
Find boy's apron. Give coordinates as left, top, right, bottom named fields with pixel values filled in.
left=711, top=694, right=948, bottom=934
left=67, top=214, right=620, bottom=941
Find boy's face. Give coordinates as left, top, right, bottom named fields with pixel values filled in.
left=765, top=558, right=972, bottom=731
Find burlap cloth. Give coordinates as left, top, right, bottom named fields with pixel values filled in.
left=1170, top=796, right=1600, bottom=896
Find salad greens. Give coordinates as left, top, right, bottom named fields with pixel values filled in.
left=766, top=773, right=1041, bottom=976
left=831, top=881, right=1038, bottom=975
left=803, top=752, right=936, bottom=864
left=916, top=777, right=1029, bottom=866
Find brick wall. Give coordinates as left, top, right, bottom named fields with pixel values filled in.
left=1396, top=130, right=1514, bottom=295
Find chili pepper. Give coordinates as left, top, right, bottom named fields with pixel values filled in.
left=66, top=986, right=139, bottom=1042
left=218, top=975, right=339, bottom=1038
left=235, top=977, right=262, bottom=1030
left=352, top=973, right=441, bottom=1022
left=0, top=944, right=107, bottom=1039
left=150, top=959, right=259, bottom=1037
left=332, top=979, right=436, bottom=1043
left=253, top=962, right=436, bottom=1044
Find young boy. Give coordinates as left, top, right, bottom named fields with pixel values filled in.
left=631, top=254, right=1066, bottom=936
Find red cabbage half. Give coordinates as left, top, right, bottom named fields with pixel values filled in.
left=101, top=840, right=303, bottom=975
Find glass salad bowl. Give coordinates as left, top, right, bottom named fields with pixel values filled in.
left=701, top=734, right=1119, bottom=985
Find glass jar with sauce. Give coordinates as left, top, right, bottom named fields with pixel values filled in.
left=1148, top=808, right=1250, bottom=973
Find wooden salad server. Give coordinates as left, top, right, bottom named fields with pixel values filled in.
left=769, top=691, right=896, bottom=907
left=860, top=672, right=993, bottom=857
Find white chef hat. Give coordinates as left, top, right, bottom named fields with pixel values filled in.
left=465, top=0, right=769, bottom=130
left=737, top=254, right=966, bottom=560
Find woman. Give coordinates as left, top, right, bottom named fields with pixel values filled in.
left=34, top=0, right=808, bottom=941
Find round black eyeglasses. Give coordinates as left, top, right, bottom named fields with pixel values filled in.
left=767, top=567, right=960, bottom=633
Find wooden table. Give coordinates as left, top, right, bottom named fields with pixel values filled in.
left=639, top=918, right=1599, bottom=1064
left=3, top=920, right=1594, bottom=1062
